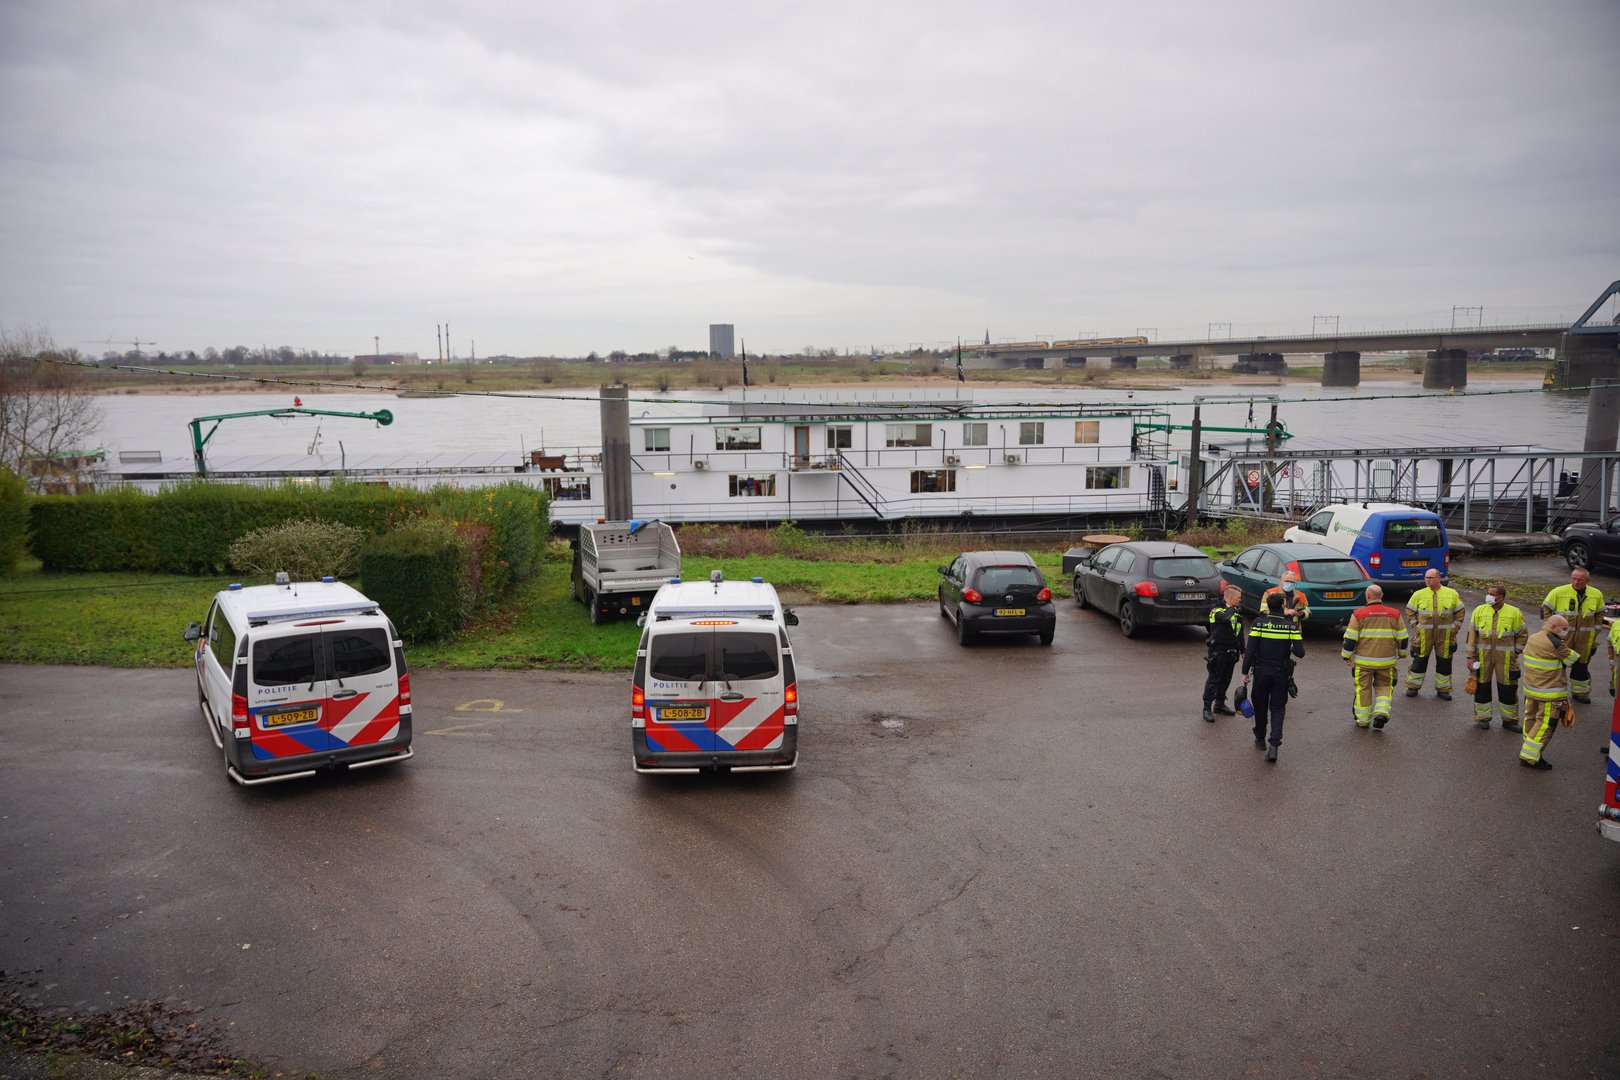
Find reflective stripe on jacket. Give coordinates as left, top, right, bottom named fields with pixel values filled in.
left=1342, top=603, right=1409, bottom=667
left=1244, top=613, right=1304, bottom=674
left=1539, top=584, right=1604, bottom=656
left=1207, top=603, right=1244, bottom=650
left=1406, top=585, right=1464, bottom=652
left=1521, top=629, right=1575, bottom=701
left=1261, top=585, right=1309, bottom=623
left=1464, top=602, right=1527, bottom=683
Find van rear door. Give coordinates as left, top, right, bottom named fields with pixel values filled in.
left=1379, top=515, right=1448, bottom=580
left=321, top=624, right=403, bottom=751
left=247, top=630, right=332, bottom=759
left=643, top=625, right=786, bottom=754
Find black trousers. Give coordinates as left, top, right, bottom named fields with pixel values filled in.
left=1251, top=668, right=1287, bottom=746
left=1204, top=648, right=1240, bottom=705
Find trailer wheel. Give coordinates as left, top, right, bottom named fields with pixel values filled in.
left=588, top=590, right=604, bottom=625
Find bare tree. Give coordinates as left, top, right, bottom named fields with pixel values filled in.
left=0, top=324, right=105, bottom=492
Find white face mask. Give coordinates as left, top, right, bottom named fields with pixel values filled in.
left=1282, top=580, right=1295, bottom=593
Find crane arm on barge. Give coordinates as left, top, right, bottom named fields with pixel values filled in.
left=189, top=401, right=394, bottom=476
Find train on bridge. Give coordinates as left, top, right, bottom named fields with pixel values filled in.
left=985, top=336, right=1150, bottom=351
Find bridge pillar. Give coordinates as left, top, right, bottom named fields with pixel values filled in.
left=1062, top=356, right=1088, bottom=370
left=1167, top=354, right=1193, bottom=369
left=1110, top=355, right=1138, bottom=370
left=1322, top=351, right=1360, bottom=388
left=1234, top=353, right=1287, bottom=375
left=1423, top=348, right=1469, bottom=390
left=1550, top=330, right=1620, bottom=390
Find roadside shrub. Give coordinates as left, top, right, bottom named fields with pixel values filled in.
left=227, top=520, right=366, bottom=582
left=360, top=519, right=470, bottom=642
left=0, top=465, right=28, bottom=576
left=430, top=482, right=548, bottom=596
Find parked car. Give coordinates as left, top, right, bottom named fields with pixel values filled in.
left=1072, top=540, right=1221, bottom=638
left=1215, top=542, right=1371, bottom=628
left=937, top=551, right=1056, bottom=646
left=1561, top=518, right=1620, bottom=573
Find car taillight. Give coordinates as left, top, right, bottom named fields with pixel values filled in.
left=1218, top=577, right=1228, bottom=592
left=1369, top=552, right=1382, bottom=569
left=1444, top=551, right=1450, bottom=567
left=784, top=683, right=798, bottom=716
left=230, top=693, right=249, bottom=732
left=1036, top=587, right=1052, bottom=602
left=398, top=671, right=411, bottom=706
left=962, top=588, right=983, bottom=603
left=1134, top=581, right=1159, bottom=597
left=1286, top=560, right=1300, bottom=575
left=631, top=685, right=645, bottom=722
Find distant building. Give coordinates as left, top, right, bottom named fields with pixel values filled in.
left=709, top=324, right=736, bottom=360
left=354, top=353, right=416, bottom=366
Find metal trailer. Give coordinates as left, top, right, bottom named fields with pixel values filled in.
left=571, top=519, right=683, bottom=624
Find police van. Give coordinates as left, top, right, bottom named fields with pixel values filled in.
left=1282, top=502, right=1449, bottom=587
left=631, top=571, right=800, bottom=774
left=184, top=575, right=414, bottom=786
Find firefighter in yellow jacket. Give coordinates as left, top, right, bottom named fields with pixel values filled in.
left=1342, top=584, right=1410, bottom=729
left=1540, top=568, right=1603, bottom=703
left=1519, top=614, right=1576, bottom=770
left=1464, top=583, right=1527, bottom=731
left=1405, top=568, right=1464, bottom=699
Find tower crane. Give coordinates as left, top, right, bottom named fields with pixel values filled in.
left=81, top=336, right=157, bottom=358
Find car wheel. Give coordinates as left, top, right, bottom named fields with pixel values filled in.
left=1074, top=576, right=1090, bottom=609
left=1119, top=601, right=1140, bottom=638
left=957, top=613, right=974, bottom=646
left=1565, top=539, right=1592, bottom=570
left=1038, top=627, right=1054, bottom=646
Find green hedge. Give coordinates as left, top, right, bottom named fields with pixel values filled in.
left=28, top=480, right=549, bottom=583
left=0, top=466, right=28, bottom=577
left=360, top=519, right=471, bottom=642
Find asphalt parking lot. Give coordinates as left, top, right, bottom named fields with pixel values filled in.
left=3, top=589, right=1618, bottom=1079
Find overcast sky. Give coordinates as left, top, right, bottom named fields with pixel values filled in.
left=2, top=0, right=1617, bottom=359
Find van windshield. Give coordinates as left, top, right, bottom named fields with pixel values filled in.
left=1383, top=519, right=1444, bottom=549
left=253, top=635, right=319, bottom=686
left=649, top=630, right=779, bottom=682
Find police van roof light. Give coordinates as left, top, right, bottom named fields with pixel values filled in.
left=710, top=570, right=724, bottom=583
left=321, top=576, right=335, bottom=583
left=228, top=583, right=243, bottom=591
left=275, top=571, right=290, bottom=586
left=752, top=576, right=764, bottom=583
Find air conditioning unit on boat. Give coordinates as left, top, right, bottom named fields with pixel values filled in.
left=945, top=455, right=961, bottom=466
left=1004, top=453, right=1022, bottom=464
left=692, top=459, right=709, bottom=470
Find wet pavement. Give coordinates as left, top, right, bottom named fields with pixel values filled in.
left=3, top=584, right=1619, bottom=1079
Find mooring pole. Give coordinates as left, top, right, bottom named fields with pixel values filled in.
left=1186, top=404, right=1203, bottom=526
left=599, top=383, right=632, bottom=520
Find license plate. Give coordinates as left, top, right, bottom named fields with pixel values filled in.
left=1324, top=590, right=1354, bottom=599
left=263, top=706, right=318, bottom=728
left=1401, top=559, right=1427, bottom=567
left=631, top=596, right=642, bottom=606
left=657, top=706, right=707, bottom=721
left=995, top=608, right=1026, bottom=617
left=1175, top=592, right=1207, bottom=602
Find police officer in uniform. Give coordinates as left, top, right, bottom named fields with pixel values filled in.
left=1540, top=568, right=1603, bottom=703
left=1203, top=584, right=1245, bottom=722
left=1242, top=591, right=1305, bottom=763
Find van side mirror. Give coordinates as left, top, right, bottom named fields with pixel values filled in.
left=636, top=612, right=647, bottom=628
left=783, top=609, right=799, bottom=626
left=183, top=622, right=202, bottom=642
left=937, top=565, right=950, bottom=576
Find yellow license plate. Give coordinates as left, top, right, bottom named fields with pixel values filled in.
left=995, top=608, right=1026, bottom=616
left=1401, top=560, right=1427, bottom=567
left=263, top=706, right=318, bottom=727
left=1324, top=590, right=1354, bottom=599
left=658, top=706, right=707, bottom=721
left=631, top=596, right=642, bottom=606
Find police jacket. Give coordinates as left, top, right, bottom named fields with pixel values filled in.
left=1207, top=603, right=1244, bottom=651
left=1243, top=613, right=1304, bottom=675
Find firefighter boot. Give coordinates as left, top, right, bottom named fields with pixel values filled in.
left=1202, top=703, right=1215, bottom=723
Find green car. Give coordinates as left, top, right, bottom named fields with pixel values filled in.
left=1215, top=542, right=1372, bottom=628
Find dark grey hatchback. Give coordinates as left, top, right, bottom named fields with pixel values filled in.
left=938, top=551, right=1056, bottom=646
left=1073, top=540, right=1220, bottom=637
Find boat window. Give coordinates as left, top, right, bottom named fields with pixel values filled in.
left=1019, top=422, right=1045, bottom=446
left=886, top=424, right=933, bottom=448
left=962, top=422, right=988, bottom=447
left=1074, top=420, right=1099, bottom=444
left=252, top=634, right=320, bottom=688
left=715, top=426, right=762, bottom=450
left=1300, top=559, right=1368, bottom=585
left=1382, top=518, right=1443, bottom=549
left=826, top=425, right=853, bottom=450
left=910, top=470, right=957, bottom=493
left=544, top=476, right=592, bottom=501
left=1086, top=466, right=1129, bottom=490
left=728, top=473, right=777, bottom=497
left=644, top=428, right=671, bottom=452
left=1152, top=556, right=1216, bottom=578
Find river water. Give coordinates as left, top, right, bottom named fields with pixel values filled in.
left=85, top=380, right=1590, bottom=468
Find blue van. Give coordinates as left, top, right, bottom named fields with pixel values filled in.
left=1283, top=502, right=1449, bottom=586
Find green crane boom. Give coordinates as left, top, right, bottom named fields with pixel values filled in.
left=189, top=406, right=394, bottom=476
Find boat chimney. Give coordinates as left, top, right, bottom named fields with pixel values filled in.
left=600, top=383, right=632, bottom=520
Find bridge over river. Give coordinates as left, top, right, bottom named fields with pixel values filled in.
left=978, top=279, right=1620, bottom=391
